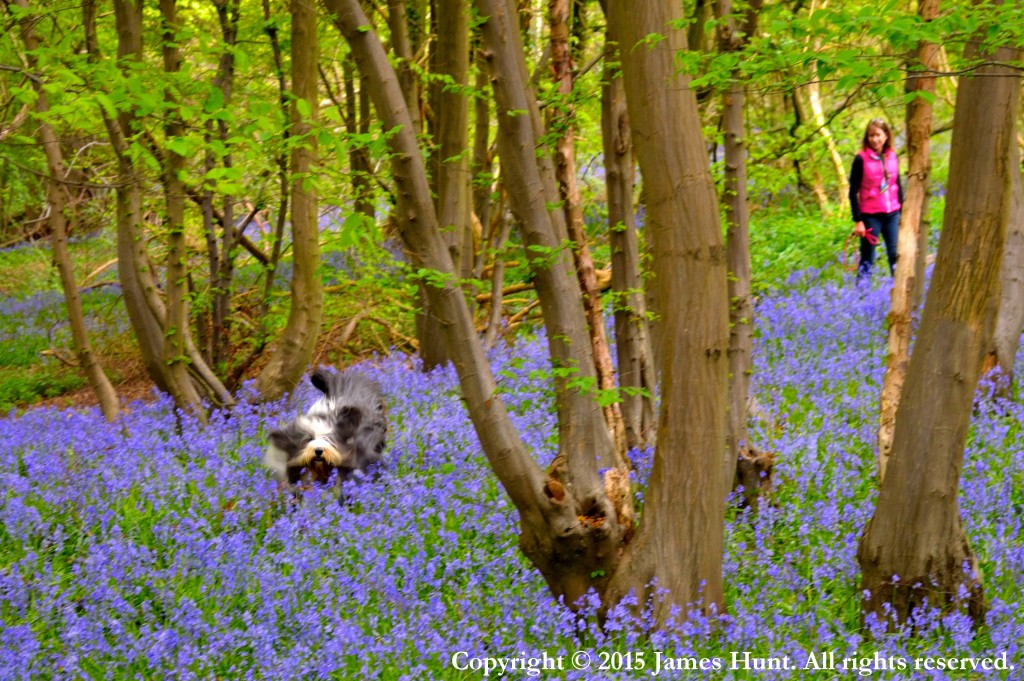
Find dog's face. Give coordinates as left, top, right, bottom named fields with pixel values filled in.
left=267, top=406, right=365, bottom=484
left=265, top=368, right=387, bottom=492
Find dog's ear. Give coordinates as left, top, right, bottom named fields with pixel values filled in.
left=336, top=405, right=363, bottom=431
left=269, top=423, right=304, bottom=456
left=310, top=368, right=331, bottom=396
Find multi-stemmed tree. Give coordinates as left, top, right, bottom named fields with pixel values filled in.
left=327, top=0, right=730, bottom=623
left=858, top=30, right=1021, bottom=627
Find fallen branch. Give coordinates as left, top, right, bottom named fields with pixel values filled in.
left=475, top=267, right=611, bottom=304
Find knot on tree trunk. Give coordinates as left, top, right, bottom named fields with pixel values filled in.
left=735, top=445, right=774, bottom=511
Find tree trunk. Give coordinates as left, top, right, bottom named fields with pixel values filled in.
left=805, top=0, right=847, bottom=207
left=213, top=0, right=240, bottom=368
left=715, top=0, right=762, bottom=497
left=857, top=39, right=1019, bottom=630
left=420, top=0, right=473, bottom=371
left=387, top=0, right=421, bottom=131
left=160, top=0, right=207, bottom=414
left=254, top=0, right=323, bottom=401
left=87, top=0, right=230, bottom=413
left=100, top=0, right=169, bottom=396
left=550, top=0, right=626, bottom=457
left=605, top=0, right=730, bottom=624
left=600, top=37, right=656, bottom=450
left=259, top=0, right=290, bottom=320
left=483, top=200, right=513, bottom=350
left=15, top=0, right=120, bottom=422
left=983, top=138, right=1024, bottom=391
left=474, top=0, right=623, bottom=473
left=343, top=57, right=375, bottom=220
left=914, top=184, right=932, bottom=306
left=472, top=64, right=494, bottom=257
left=325, top=0, right=628, bottom=609
left=878, top=0, right=940, bottom=480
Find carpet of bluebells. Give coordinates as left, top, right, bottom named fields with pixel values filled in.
left=2, top=266, right=1023, bottom=680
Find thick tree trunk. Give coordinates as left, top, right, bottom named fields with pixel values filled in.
left=857, top=40, right=1019, bottom=630
left=420, top=0, right=473, bottom=371
left=878, top=0, right=940, bottom=479
left=474, top=0, right=623, bottom=474
left=325, top=0, right=628, bottom=609
left=550, top=0, right=626, bottom=457
left=255, top=0, right=323, bottom=401
left=605, top=0, right=730, bottom=624
left=983, top=139, right=1024, bottom=391
left=16, top=0, right=120, bottom=422
left=600, top=38, right=655, bottom=451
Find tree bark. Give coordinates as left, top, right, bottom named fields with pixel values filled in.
left=86, top=0, right=230, bottom=413
left=983, top=138, right=1024, bottom=391
left=212, top=0, right=240, bottom=368
left=606, top=0, right=730, bottom=624
left=387, top=0, right=421, bottom=132
left=804, top=0, right=847, bottom=208
left=914, top=186, right=931, bottom=306
left=471, top=63, right=494, bottom=257
left=550, top=0, right=627, bottom=457
left=600, top=36, right=655, bottom=451
left=420, top=0, right=473, bottom=371
left=14, top=0, right=120, bottom=422
left=254, top=0, right=323, bottom=401
left=258, top=0, right=291, bottom=318
left=715, top=0, right=761, bottom=497
left=343, top=57, right=374, bottom=219
left=857, top=38, right=1019, bottom=630
left=878, top=0, right=940, bottom=480
left=324, top=0, right=628, bottom=609
left=99, top=0, right=173, bottom=397
left=474, top=0, right=623, bottom=474
left=483, top=200, right=513, bottom=350
left=160, top=0, right=207, bottom=414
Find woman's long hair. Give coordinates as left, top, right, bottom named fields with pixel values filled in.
left=862, top=118, right=893, bottom=154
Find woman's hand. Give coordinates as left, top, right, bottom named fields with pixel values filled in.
left=853, top=221, right=866, bottom=237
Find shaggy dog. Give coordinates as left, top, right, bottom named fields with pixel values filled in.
left=265, top=368, right=387, bottom=499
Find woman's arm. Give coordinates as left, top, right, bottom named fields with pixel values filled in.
left=849, top=154, right=864, bottom=224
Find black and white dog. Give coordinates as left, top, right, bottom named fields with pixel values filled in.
left=265, top=368, right=387, bottom=499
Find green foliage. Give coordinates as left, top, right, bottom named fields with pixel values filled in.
left=0, top=367, right=86, bottom=414
left=748, top=204, right=851, bottom=294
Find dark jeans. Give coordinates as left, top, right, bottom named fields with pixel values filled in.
left=858, top=211, right=900, bottom=281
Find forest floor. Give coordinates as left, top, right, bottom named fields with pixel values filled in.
left=1, top=238, right=1021, bottom=678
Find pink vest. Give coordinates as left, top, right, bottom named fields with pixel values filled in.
left=858, top=148, right=901, bottom=214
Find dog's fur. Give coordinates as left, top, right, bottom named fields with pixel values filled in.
left=265, top=368, right=387, bottom=498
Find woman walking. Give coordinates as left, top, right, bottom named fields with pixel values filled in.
left=849, top=118, right=903, bottom=282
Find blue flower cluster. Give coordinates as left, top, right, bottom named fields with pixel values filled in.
left=0, top=270, right=1021, bottom=679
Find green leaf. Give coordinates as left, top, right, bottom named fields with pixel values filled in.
left=94, top=93, right=118, bottom=118
left=204, top=87, right=225, bottom=114
left=340, top=212, right=368, bottom=248
left=234, top=46, right=250, bottom=71
left=166, top=136, right=194, bottom=157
